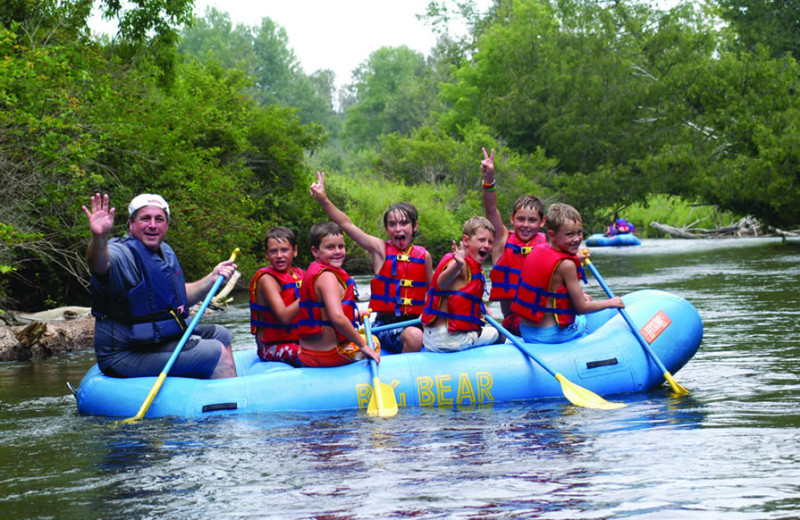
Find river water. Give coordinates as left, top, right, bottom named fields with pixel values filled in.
left=1, top=237, right=799, bottom=519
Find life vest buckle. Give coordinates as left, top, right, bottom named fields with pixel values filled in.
left=400, top=278, right=414, bottom=287
left=400, top=297, right=413, bottom=306
left=520, top=246, right=533, bottom=254
left=396, top=254, right=410, bottom=262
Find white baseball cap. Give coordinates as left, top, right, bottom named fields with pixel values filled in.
left=128, top=193, right=170, bottom=219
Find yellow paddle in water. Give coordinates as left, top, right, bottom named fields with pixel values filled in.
left=120, top=248, right=240, bottom=424
left=363, top=310, right=398, bottom=417
left=486, top=315, right=625, bottom=410
left=584, top=257, right=689, bottom=396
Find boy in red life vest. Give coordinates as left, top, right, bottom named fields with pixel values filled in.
left=310, top=170, right=432, bottom=353
left=480, top=147, right=547, bottom=336
left=511, top=204, right=624, bottom=344
left=249, top=226, right=305, bottom=366
left=296, top=221, right=381, bottom=368
left=421, top=217, right=501, bottom=352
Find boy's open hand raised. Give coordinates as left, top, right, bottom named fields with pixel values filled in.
left=451, top=239, right=466, bottom=265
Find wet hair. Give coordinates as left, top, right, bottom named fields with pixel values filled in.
left=383, top=202, right=419, bottom=229
left=546, top=203, right=583, bottom=233
left=512, top=195, right=545, bottom=219
left=265, top=226, right=297, bottom=250
left=462, top=216, right=495, bottom=238
left=310, top=221, right=343, bottom=249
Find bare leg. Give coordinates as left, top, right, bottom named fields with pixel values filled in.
left=400, top=326, right=423, bottom=353
left=209, top=343, right=237, bottom=378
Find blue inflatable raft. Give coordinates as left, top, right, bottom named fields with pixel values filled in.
left=585, top=233, right=642, bottom=247
left=75, top=289, right=702, bottom=419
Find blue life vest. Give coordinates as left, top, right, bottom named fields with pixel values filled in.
left=91, top=237, right=189, bottom=343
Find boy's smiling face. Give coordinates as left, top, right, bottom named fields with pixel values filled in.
left=548, top=219, right=584, bottom=255
left=385, top=209, right=418, bottom=251
left=312, top=233, right=347, bottom=268
left=266, top=237, right=297, bottom=273
left=511, top=206, right=544, bottom=242
left=462, top=228, right=495, bottom=265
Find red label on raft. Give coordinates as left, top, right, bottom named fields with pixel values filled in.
left=640, top=311, right=671, bottom=344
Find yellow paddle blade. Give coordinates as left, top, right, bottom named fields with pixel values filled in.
left=367, top=377, right=398, bottom=417
left=555, top=373, right=626, bottom=410
left=664, top=372, right=690, bottom=396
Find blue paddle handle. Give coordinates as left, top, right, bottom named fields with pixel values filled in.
left=364, top=313, right=380, bottom=377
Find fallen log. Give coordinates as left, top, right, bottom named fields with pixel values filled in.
left=1, top=273, right=243, bottom=362
left=650, top=216, right=762, bottom=238
left=0, top=315, right=95, bottom=362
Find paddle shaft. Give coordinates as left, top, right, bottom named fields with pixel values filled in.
left=485, top=314, right=625, bottom=409
left=127, top=248, right=239, bottom=421
left=484, top=315, right=558, bottom=378
left=369, top=317, right=421, bottom=333
left=584, top=259, right=688, bottom=393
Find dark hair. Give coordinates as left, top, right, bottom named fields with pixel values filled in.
left=383, top=202, right=419, bottom=229
left=546, top=203, right=582, bottom=233
left=265, top=226, right=297, bottom=249
left=310, top=221, right=343, bottom=248
left=512, top=195, right=545, bottom=219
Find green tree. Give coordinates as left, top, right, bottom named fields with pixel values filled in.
left=0, top=2, right=325, bottom=310
left=343, top=46, right=435, bottom=146
left=179, top=8, right=339, bottom=131
left=715, top=0, right=800, bottom=60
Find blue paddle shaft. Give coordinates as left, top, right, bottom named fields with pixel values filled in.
left=484, top=315, right=558, bottom=378
left=369, top=317, right=422, bottom=333
left=584, top=260, right=671, bottom=374
left=160, top=272, right=228, bottom=377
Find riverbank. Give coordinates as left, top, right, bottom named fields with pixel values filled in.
left=0, top=312, right=94, bottom=361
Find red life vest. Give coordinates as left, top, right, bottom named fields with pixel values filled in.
left=510, top=245, right=580, bottom=327
left=369, top=242, right=428, bottom=316
left=489, top=232, right=547, bottom=301
left=421, top=253, right=486, bottom=333
left=249, top=266, right=304, bottom=344
left=297, top=261, right=359, bottom=343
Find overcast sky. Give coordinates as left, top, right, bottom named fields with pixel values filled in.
left=190, top=0, right=487, bottom=88
left=92, top=0, right=683, bottom=90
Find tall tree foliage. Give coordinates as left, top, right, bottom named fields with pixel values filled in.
left=178, top=8, right=339, bottom=132
left=343, top=46, right=439, bottom=146
left=431, top=0, right=800, bottom=228
left=0, top=1, right=324, bottom=310
left=715, top=0, right=800, bottom=60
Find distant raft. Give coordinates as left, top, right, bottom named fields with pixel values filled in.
left=585, top=233, right=642, bottom=247
left=74, top=289, right=701, bottom=419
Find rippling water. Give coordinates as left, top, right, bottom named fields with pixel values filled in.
left=2, top=237, right=800, bottom=519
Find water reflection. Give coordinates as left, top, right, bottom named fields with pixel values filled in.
left=2, top=237, right=800, bottom=519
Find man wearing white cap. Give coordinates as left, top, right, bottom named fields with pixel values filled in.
left=82, top=193, right=238, bottom=379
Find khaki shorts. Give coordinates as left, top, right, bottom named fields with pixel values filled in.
left=422, top=324, right=499, bottom=353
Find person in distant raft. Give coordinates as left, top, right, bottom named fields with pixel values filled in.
left=512, top=203, right=624, bottom=344
left=296, top=221, right=381, bottom=368
left=421, top=217, right=501, bottom=352
left=250, top=226, right=305, bottom=366
left=83, top=193, right=238, bottom=379
left=604, top=214, right=636, bottom=236
left=480, top=147, right=548, bottom=336
left=310, top=170, right=432, bottom=353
